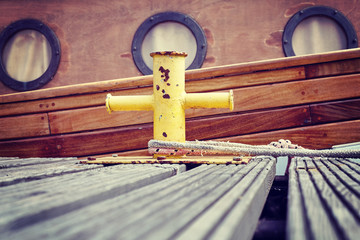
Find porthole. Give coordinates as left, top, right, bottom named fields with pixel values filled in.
left=282, top=6, right=358, bottom=57
left=132, top=12, right=207, bottom=75
left=0, top=19, right=61, bottom=91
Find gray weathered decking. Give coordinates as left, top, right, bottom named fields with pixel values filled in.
left=0, top=156, right=275, bottom=240
left=287, top=157, right=360, bottom=240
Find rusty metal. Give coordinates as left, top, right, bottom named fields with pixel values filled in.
left=105, top=51, right=234, bottom=158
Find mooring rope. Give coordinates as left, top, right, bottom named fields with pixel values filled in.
left=148, top=139, right=360, bottom=158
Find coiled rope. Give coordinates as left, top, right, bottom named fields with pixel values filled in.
left=148, top=139, right=360, bottom=158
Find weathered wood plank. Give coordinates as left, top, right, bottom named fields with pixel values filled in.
left=0, top=157, right=275, bottom=240
left=305, top=158, right=360, bottom=240
left=177, top=157, right=276, bottom=240
left=286, top=158, right=309, bottom=240
left=306, top=58, right=360, bottom=79
left=0, top=157, right=74, bottom=169
left=314, top=159, right=360, bottom=216
left=310, top=99, right=360, bottom=124
left=287, top=157, right=360, bottom=240
left=0, top=160, right=183, bottom=233
left=0, top=158, right=101, bottom=187
left=0, top=114, right=50, bottom=140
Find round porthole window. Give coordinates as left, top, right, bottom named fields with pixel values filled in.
left=282, top=6, right=358, bottom=56
left=132, top=12, right=207, bottom=75
left=0, top=19, right=61, bottom=91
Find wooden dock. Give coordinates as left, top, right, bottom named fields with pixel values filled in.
left=287, top=157, right=360, bottom=240
left=1, top=157, right=275, bottom=240
left=1, top=156, right=359, bottom=239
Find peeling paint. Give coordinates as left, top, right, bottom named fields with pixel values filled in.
left=159, top=66, right=170, bottom=82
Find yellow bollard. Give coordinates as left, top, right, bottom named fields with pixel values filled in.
left=106, top=51, right=234, bottom=157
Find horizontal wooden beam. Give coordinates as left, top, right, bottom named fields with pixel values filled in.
left=310, top=99, right=360, bottom=124
left=0, top=114, right=49, bottom=140
left=305, top=58, right=360, bottom=79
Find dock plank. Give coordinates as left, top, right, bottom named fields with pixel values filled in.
left=287, top=157, right=360, bottom=240
left=0, top=156, right=275, bottom=240
left=0, top=159, right=184, bottom=234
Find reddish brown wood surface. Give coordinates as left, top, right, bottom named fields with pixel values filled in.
left=310, top=99, right=360, bottom=124
left=186, top=107, right=310, bottom=140
left=233, top=74, right=360, bottom=112
left=219, top=119, right=360, bottom=150
left=0, top=114, right=50, bottom=140
left=2, top=118, right=359, bottom=158
left=305, top=58, right=360, bottom=79
left=0, top=106, right=310, bottom=157
left=1, top=49, right=360, bottom=157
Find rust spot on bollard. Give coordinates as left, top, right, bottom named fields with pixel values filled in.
left=159, top=66, right=170, bottom=82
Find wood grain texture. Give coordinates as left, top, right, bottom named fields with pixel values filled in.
left=49, top=103, right=309, bottom=135
left=310, top=99, right=360, bottom=124
left=0, top=157, right=275, bottom=240
left=179, top=157, right=276, bottom=240
left=0, top=123, right=153, bottom=158
left=0, top=113, right=50, bottom=140
left=0, top=67, right=304, bottom=117
left=0, top=106, right=310, bottom=157
left=0, top=160, right=181, bottom=233
left=48, top=106, right=153, bottom=134
left=184, top=66, right=305, bottom=93
left=287, top=157, right=360, bottom=240
left=306, top=58, right=360, bottom=79
left=232, top=74, right=360, bottom=113
left=0, top=87, right=153, bottom=117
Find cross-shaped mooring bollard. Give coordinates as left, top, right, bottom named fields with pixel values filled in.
left=106, top=51, right=234, bottom=158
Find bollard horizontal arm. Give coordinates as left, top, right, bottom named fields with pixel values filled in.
left=184, top=90, right=234, bottom=111
left=106, top=94, right=153, bottom=113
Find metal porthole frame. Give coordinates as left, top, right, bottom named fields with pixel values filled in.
left=132, top=11, right=207, bottom=75
left=282, top=6, right=358, bottom=57
left=0, top=19, right=61, bottom=91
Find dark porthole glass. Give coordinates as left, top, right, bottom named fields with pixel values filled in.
left=0, top=19, right=61, bottom=91
left=282, top=6, right=358, bottom=57
left=132, top=12, right=207, bottom=75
